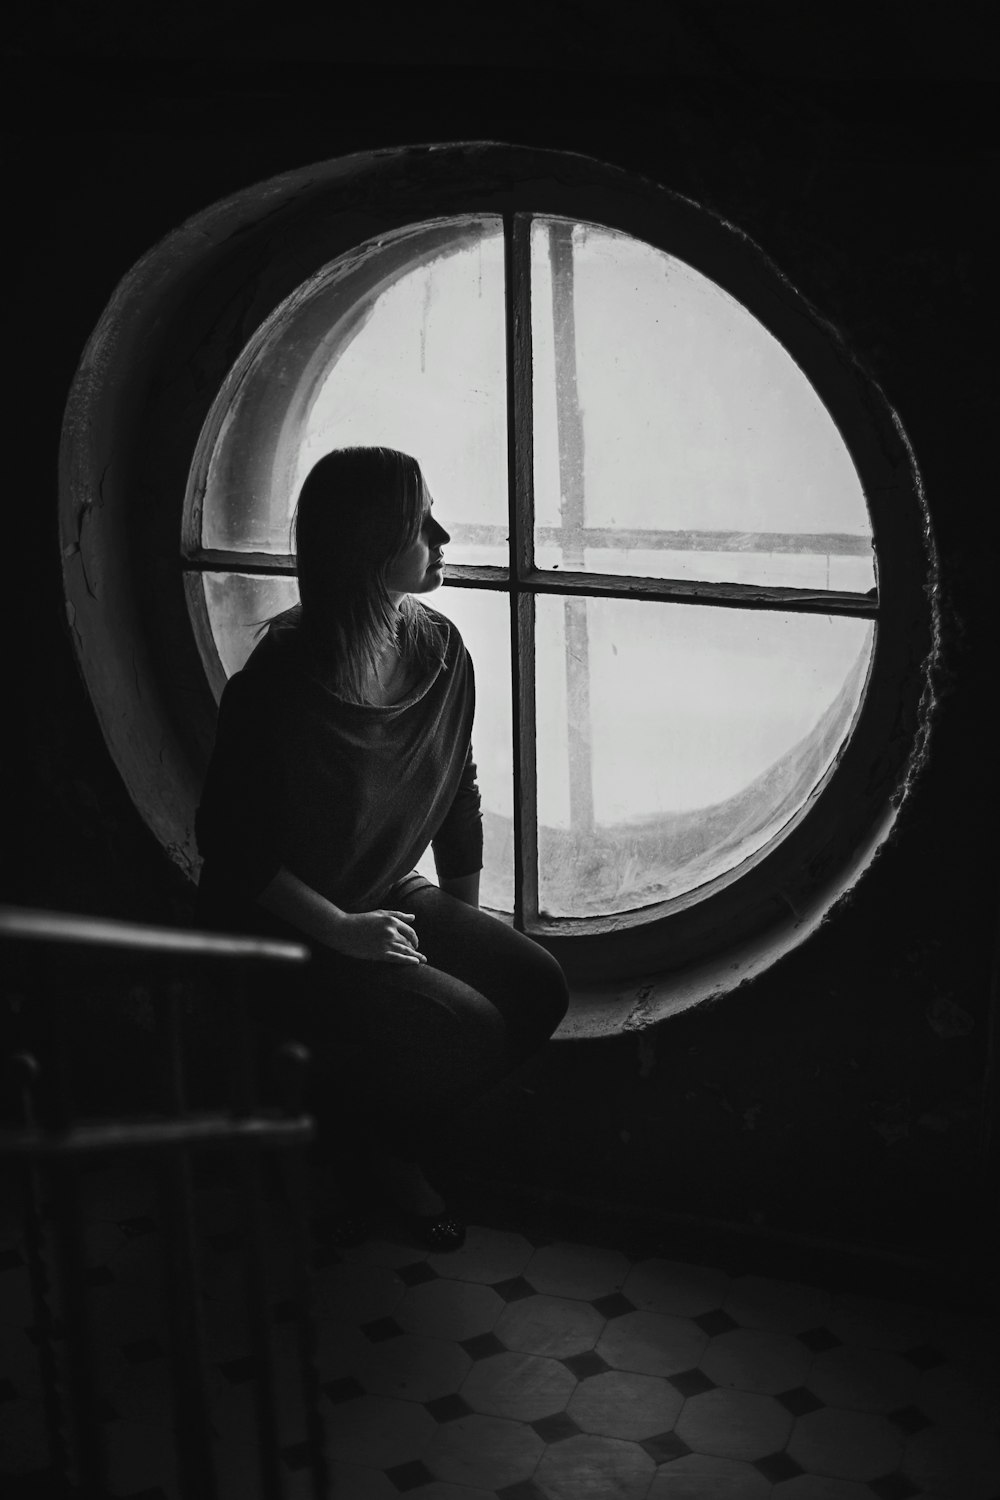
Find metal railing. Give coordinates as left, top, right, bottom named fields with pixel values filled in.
left=0, top=905, right=326, bottom=1500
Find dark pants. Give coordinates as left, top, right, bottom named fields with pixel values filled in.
left=249, top=880, right=569, bottom=1163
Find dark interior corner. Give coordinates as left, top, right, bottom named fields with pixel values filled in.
left=4, top=5, right=1000, bottom=1314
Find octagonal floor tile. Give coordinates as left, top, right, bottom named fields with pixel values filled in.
left=806, top=1344, right=919, bottom=1413
left=427, top=1227, right=535, bottom=1285
left=700, top=1327, right=811, bottom=1394
left=403, top=1484, right=496, bottom=1500
left=525, top=1243, right=631, bottom=1301
left=623, top=1258, right=730, bottom=1319
left=771, top=1478, right=872, bottom=1500
left=0, top=1397, right=48, bottom=1478
left=356, top=1331, right=471, bottom=1403
left=722, top=1276, right=832, bottom=1335
left=315, top=1317, right=370, bottom=1380
left=340, top=1236, right=440, bottom=1270
left=497, top=1293, right=605, bottom=1359
left=597, top=1309, right=708, bottom=1378
left=0, top=1326, right=43, bottom=1398
left=325, top=1391, right=435, bottom=1469
left=825, top=1293, right=932, bottom=1352
left=0, top=1265, right=37, bottom=1328
left=461, top=1348, right=576, bottom=1422
left=103, top=1416, right=179, bottom=1498
left=915, top=1360, right=1000, bottom=1432
left=675, top=1388, right=792, bottom=1460
left=787, top=1407, right=902, bottom=1481
left=425, top=1411, right=545, bottom=1490
left=534, top=1432, right=655, bottom=1499
left=84, top=1219, right=128, bottom=1266
left=647, top=1452, right=771, bottom=1499
left=397, top=1280, right=503, bottom=1342
left=313, top=1261, right=405, bottom=1324
left=902, top=1424, right=1000, bottom=1500
left=568, top=1369, right=683, bottom=1441
left=324, top=1459, right=397, bottom=1498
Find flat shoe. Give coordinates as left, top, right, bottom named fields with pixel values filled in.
left=404, top=1208, right=466, bottom=1253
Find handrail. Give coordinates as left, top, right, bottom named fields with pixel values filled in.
left=0, top=904, right=309, bottom=967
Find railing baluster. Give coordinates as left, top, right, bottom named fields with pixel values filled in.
left=230, top=969, right=285, bottom=1500
left=157, top=980, right=219, bottom=1500
left=12, top=1052, right=72, bottom=1486
left=274, top=1042, right=328, bottom=1500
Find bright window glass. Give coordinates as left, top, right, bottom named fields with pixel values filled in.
left=531, top=218, right=875, bottom=592
left=535, top=595, right=873, bottom=916
left=193, top=212, right=877, bottom=926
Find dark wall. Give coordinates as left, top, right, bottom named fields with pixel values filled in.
left=6, top=44, right=999, bottom=1280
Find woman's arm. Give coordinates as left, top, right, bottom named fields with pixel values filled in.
left=258, top=866, right=426, bottom=964
left=438, top=871, right=480, bottom=908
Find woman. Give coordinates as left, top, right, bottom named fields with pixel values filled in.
left=196, top=446, right=569, bottom=1249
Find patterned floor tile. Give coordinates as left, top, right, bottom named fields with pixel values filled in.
left=324, top=1458, right=397, bottom=1498
left=0, top=1396, right=48, bottom=1478
left=461, top=1349, right=576, bottom=1421
left=901, top=1423, right=1000, bottom=1500
left=103, top=1416, right=180, bottom=1498
left=771, top=1477, right=873, bottom=1499
left=700, top=1326, right=811, bottom=1394
left=533, top=1431, right=655, bottom=1499
left=525, top=1243, right=631, bottom=1301
left=567, top=1368, right=683, bottom=1441
left=723, top=1276, right=833, bottom=1335
left=497, top=1293, right=605, bottom=1359
left=675, top=1387, right=793, bottom=1461
left=403, top=1483, right=497, bottom=1500
left=397, top=1280, right=504, bottom=1342
left=786, top=1408, right=903, bottom=1481
left=597, top=1308, right=708, bottom=1377
left=805, top=1344, right=919, bottom=1413
left=826, top=1294, right=933, bottom=1353
left=325, top=1391, right=436, bottom=1469
left=0, top=1264, right=34, bottom=1327
left=647, top=1451, right=771, bottom=1498
left=356, top=1330, right=471, bottom=1403
left=424, top=1410, right=545, bottom=1490
left=622, top=1258, right=730, bottom=1319
left=313, top=1261, right=407, bottom=1324
left=915, top=1359, right=1000, bottom=1432
left=427, top=1227, right=535, bottom=1285
left=84, top=1220, right=128, bottom=1266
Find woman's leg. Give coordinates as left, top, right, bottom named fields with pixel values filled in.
left=272, top=888, right=566, bottom=1152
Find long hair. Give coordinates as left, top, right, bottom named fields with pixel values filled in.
left=281, top=446, right=446, bottom=703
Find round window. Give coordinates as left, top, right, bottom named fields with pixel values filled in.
left=61, top=145, right=933, bottom=1001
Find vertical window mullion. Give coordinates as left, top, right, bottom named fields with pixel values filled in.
left=504, top=211, right=539, bottom=930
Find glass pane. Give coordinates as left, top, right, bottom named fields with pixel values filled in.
left=202, top=572, right=299, bottom=678
left=531, top=218, right=875, bottom=593
left=200, top=217, right=509, bottom=566
left=536, top=595, right=874, bottom=917
left=414, top=587, right=514, bottom=915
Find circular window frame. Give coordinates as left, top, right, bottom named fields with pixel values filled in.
left=59, top=142, right=935, bottom=1027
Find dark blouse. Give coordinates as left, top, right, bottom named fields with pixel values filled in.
left=195, top=605, right=483, bottom=925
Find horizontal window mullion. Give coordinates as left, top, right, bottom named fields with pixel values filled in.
left=448, top=521, right=874, bottom=558
left=182, top=550, right=297, bottom=576
left=518, top=568, right=879, bottom=617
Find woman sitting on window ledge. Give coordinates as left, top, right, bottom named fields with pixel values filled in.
left=195, top=446, right=569, bottom=1250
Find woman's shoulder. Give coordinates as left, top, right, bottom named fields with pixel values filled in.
left=417, top=601, right=464, bottom=657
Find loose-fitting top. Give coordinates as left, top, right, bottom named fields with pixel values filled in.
left=195, top=605, right=482, bottom=928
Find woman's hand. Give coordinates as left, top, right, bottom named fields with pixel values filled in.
left=257, top=869, right=425, bottom=964
left=329, top=910, right=426, bottom=964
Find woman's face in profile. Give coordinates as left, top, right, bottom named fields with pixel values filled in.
left=384, top=490, right=451, bottom=599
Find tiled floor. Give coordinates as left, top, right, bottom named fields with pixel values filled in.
left=1, top=1160, right=999, bottom=1499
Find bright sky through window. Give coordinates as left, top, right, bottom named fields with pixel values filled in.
left=198, top=216, right=875, bottom=919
